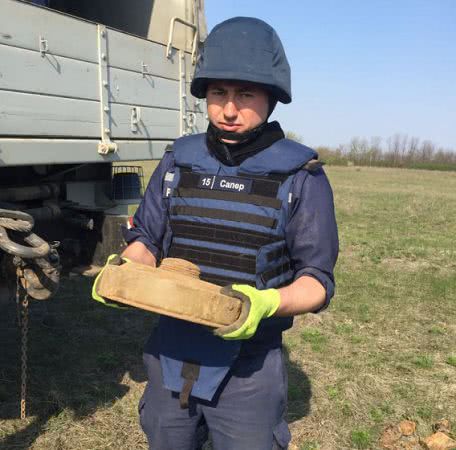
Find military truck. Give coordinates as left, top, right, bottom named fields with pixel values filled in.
left=0, top=0, right=207, bottom=300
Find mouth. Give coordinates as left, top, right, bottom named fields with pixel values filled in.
left=219, top=122, right=242, bottom=132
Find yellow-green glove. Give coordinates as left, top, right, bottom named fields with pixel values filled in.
left=92, top=254, right=131, bottom=309
left=214, top=284, right=281, bottom=340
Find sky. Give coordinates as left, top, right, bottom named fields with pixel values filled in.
left=205, top=0, right=456, bottom=150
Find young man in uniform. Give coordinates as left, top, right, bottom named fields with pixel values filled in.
left=96, top=17, right=338, bottom=450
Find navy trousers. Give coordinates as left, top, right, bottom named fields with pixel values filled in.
left=140, top=347, right=291, bottom=450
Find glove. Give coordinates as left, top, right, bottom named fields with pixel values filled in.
left=215, top=284, right=281, bottom=340
left=92, top=254, right=131, bottom=309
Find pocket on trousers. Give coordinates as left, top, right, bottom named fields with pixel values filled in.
left=272, top=419, right=291, bottom=449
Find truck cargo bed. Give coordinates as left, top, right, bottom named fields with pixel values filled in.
left=0, top=0, right=206, bottom=166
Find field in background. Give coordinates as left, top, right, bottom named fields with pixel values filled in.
left=285, top=166, right=456, bottom=449
left=1, top=166, right=455, bottom=449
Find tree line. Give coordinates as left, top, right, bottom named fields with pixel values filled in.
left=286, top=132, right=456, bottom=171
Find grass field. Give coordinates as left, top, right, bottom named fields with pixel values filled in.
left=1, top=166, right=455, bottom=449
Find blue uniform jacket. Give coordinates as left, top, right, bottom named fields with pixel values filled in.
left=123, top=134, right=339, bottom=400
left=124, top=141, right=339, bottom=307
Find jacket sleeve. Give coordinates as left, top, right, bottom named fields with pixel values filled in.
left=285, top=167, right=339, bottom=310
left=122, top=151, right=175, bottom=259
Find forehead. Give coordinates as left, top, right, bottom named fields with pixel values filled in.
left=207, top=80, right=266, bottom=92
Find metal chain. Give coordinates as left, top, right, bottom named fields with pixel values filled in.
left=16, top=271, right=29, bottom=420
left=16, top=271, right=21, bottom=328
left=0, top=217, right=33, bottom=232
left=20, top=293, right=29, bottom=420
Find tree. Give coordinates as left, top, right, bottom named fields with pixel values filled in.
left=285, top=131, right=302, bottom=143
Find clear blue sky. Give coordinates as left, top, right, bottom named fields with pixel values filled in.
left=205, top=0, right=456, bottom=150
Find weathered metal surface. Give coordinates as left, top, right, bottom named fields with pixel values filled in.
left=0, top=0, right=207, bottom=165
left=0, top=91, right=185, bottom=139
left=0, top=0, right=98, bottom=63
left=0, top=139, right=170, bottom=165
left=0, top=91, right=99, bottom=137
left=110, top=104, right=180, bottom=139
left=107, top=66, right=180, bottom=109
left=106, top=29, right=181, bottom=80
left=0, top=1, right=197, bottom=81
left=0, top=44, right=99, bottom=100
left=0, top=45, right=194, bottom=110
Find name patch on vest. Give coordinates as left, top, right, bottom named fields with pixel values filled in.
left=198, top=175, right=252, bottom=193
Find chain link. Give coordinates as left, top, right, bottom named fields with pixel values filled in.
left=16, top=271, right=21, bottom=328
left=0, top=217, right=33, bottom=232
left=20, top=293, right=29, bottom=420
left=16, top=272, right=29, bottom=420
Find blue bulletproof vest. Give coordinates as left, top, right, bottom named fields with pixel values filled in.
left=156, top=133, right=317, bottom=402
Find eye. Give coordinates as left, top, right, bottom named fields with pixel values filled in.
left=240, top=91, right=254, bottom=99
left=209, top=89, right=225, bottom=96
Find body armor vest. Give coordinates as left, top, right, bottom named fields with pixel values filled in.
left=156, top=133, right=317, bottom=401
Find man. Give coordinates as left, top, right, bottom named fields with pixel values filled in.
left=100, top=17, right=338, bottom=450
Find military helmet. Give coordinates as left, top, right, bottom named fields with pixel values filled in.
left=191, top=17, right=292, bottom=104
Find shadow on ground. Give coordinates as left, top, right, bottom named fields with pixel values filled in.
left=284, top=346, right=312, bottom=424
left=0, top=277, right=155, bottom=450
left=1, top=278, right=312, bottom=449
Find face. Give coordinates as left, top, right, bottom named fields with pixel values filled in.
left=206, top=81, right=269, bottom=141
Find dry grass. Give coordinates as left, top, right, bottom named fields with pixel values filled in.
left=1, top=166, right=455, bottom=449
left=284, top=166, right=456, bottom=449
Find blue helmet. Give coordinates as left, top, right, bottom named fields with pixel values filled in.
left=191, top=17, right=292, bottom=104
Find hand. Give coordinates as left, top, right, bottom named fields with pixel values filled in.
left=214, top=284, right=281, bottom=340
left=91, top=254, right=131, bottom=308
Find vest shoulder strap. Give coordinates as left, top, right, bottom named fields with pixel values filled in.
left=172, top=133, right=320, bottom=177
left=173, top=134, right=207, bottom=167
left=239, top=138, right=318, bottom=175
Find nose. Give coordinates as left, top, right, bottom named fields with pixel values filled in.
left=223, top=98, right=238, bottom=120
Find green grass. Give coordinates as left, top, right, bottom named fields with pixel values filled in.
left=300, top=328, right=328, bottom=352
left=446, top=356, right=456, bottom=367
left=1, top=165, right=455, bottom=449
left=412, top=355, right=434, bottom=369
left=369, top=403, right=393, bottom=423
left=428, top=325, right=446, bottom=335
left=350, top=429, right=372, bottom=449
left=416, top=405, right=433, bottom=420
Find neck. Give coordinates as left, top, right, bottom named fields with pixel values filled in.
left=206, top=121, right=285, bottom=166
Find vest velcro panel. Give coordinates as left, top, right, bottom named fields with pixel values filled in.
left=266, top=245, right=288, bottom=262
left=168, top=162, right=295, bottom=290
left=261, top=261, right=291, bottom=285
left=169, top=220, right=283, bottom=249
left=171, top=205, right=277, bottom=229
left=168, top=243, right=257, bottom=274
left=199, top=272, right=254, bottom=287
left=175, top=187, right=282, bottom=209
